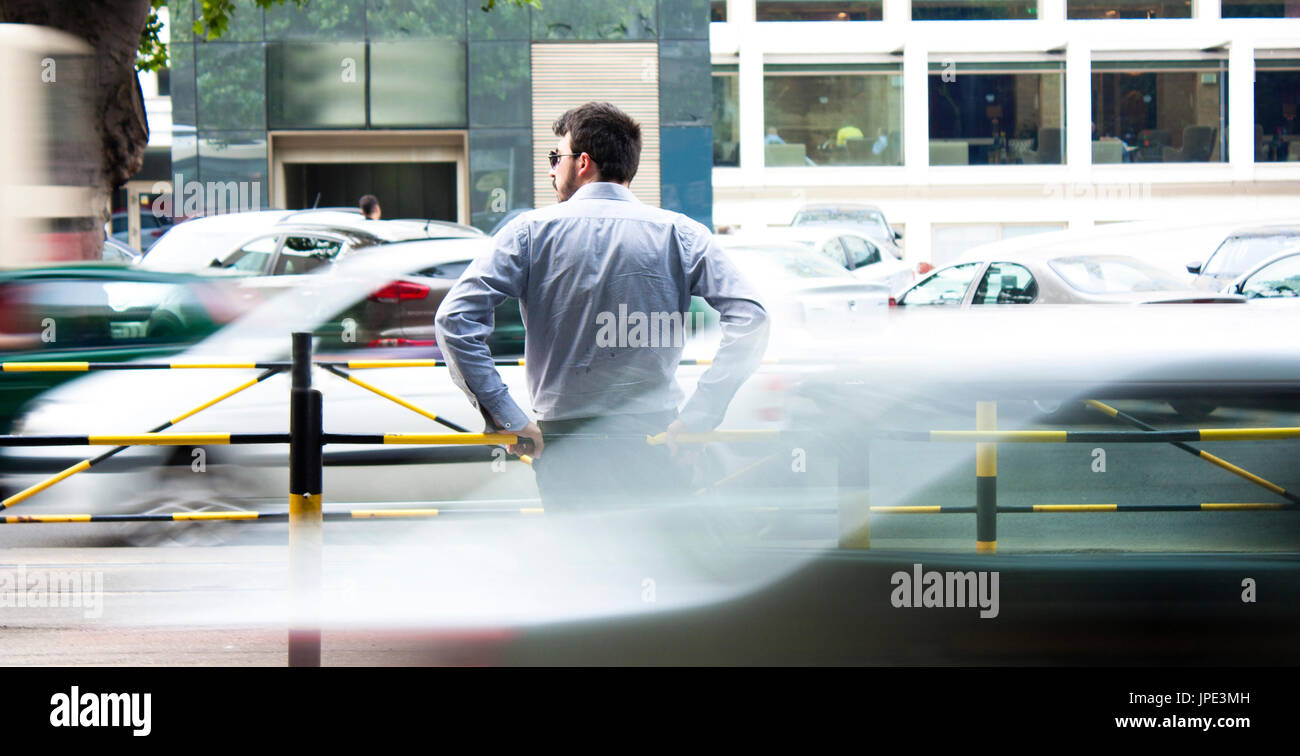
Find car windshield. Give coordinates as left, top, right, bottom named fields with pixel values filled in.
left=1203, top=233, right=1300, bottom=277
left=794, top=208, right=889, bottom=235
left=1048, top=255, right=1187, bottom=294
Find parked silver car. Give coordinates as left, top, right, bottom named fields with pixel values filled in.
left=896, top=251, right=1245, bottom=307
left=1187, top=224, right=1300, bottom=291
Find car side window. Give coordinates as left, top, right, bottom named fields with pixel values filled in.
left=898, top=262, right=982, bottom=306
left=274, top=236, right=343, bottom=276
left=839, top=235, right=880, bottom=268
left=222, top=235, right=280, bottom=273
left=820, top=238, right=849, bottom=269
left=1241, top=255, right=1300, bottom=298
left=972, top=263, right=1038, bottom=305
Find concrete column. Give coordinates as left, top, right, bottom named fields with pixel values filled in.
left=1228, top=36, right=1255, bottom=182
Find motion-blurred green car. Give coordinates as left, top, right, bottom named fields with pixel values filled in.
left=0, top=264, right=244, bottom=432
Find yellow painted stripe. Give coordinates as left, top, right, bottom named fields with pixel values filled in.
left=342, top=373, right=441, bottom=423
left=167, top=363, right=257, bottom=369
left=1201, top=502, right=1287, bottom=511
left=2, top=362, right=89, bottom=372
left=933, top=430, right=1068, bottom=443
left=171, top=511, right=260, bottom=521
left=351, top=508, right=440, bottom=518
left=1196, top=450, right=1288, bottom=495
left=976, top=540, right=997, bottom=553
left=171, top=376, right=263, bottom=425
left=382, top=433, right=517, bottom=445
left=645, top=430, right=780, bottom=446
left=289, top=493, right=323, bottom=520
left=516, top=359, right=526, bottom=366
left=518, top=454, right=534, bottom=466
left=520, top=507, right=545, bottom=515
left=1198, top=428, right=1300, bottom=441
left=871, top=505, right=941, bottom=513
left=87, top=433, right=232, bottom=446
left=4, top=514, right=92, bottom=523
left=1, top=459, right=92, bottom=509
left=1084, top=399, right=1120, bottom=417
left=1033, top=504, right=1118, bottom=512
left=345, top=360, right=443, bottom=369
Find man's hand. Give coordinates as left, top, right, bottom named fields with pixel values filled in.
left=509, top=421, right=544, bottom=458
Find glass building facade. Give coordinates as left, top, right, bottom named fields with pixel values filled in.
left=169, top=0, right=713, bottom=230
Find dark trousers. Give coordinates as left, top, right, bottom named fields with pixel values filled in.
left=534, top=410, right=690, bottom=511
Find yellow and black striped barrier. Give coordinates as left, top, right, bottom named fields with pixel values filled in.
left=320, top=364, right=533, bottom=465
left=0, top=507, right=548, bottom=524
left=0, top=367, right=285, bottom=511
left=1, top=361, right=286, bottom=372
left=1084, top=399, right=1300, bottom=506
left=0, top=432, right=290, bottom=446
left=975, top=401, right=997, bottom=554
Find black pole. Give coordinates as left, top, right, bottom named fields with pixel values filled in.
left=289, top=332, right=323, bottom=667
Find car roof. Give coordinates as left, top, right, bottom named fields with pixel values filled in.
left=1222, top=224, right=1300, bottom=239
left=796, top=202, right=885, bottom=213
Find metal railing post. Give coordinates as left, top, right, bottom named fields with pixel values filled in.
left=976, top=401, right=997, bottom=553
left=289, top=332, right=323, bottom=667
left=837, top=439, right=871, bottom=549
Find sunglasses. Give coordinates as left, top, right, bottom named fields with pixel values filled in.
left=547, top=150, right=582, bottom=169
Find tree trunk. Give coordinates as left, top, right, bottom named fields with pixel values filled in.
left=0, top=0, right=153, bottom=260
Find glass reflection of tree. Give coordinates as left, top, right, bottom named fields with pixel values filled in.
left=196, top=44, right=265, bottom=130
left=534, top=0, right=658, bottom=39
left=367, top=0, right=464, bottom=39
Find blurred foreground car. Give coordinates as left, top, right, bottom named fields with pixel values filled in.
left=0, top=264, right=243, bottom=432
left=1187, top=224, right=1300, bottom=291
left=895, top=251, right=1245, bottom=308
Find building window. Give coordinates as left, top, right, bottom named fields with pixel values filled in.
left=756, top=1, right=884, bottom=20
left=1066, top=0, right=1191, bottom=18
left=711, top=1, right=727, bottom=20
left=1255, top=59, right=1300, bottom=163
left=1091, top=60, right=1228, bottom=164
left=912, top=0, right=1038, bottom=20
left=763, top=64, right=903, bottom=167
left=1221, top=0, right=1300, bottom=17
left=713, top=66, right=740, bottom=166
left=928, top=62, right=1064, bottom=165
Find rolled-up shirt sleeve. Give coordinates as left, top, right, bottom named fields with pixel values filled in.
left=434, top=222, right=532, bottom=432
left=677, top=232, right=771, bottom=431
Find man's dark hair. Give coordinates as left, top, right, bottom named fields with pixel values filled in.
left=359, top=194, right=380, bottom=215
left=552, top=102, right=642, bottom=184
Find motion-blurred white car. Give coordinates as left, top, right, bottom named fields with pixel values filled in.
left=721, top=227, right=914, bottom=293
left=0, top=239, right=866, bottom=524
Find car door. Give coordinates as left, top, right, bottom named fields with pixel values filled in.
left=238, top=234, right=345, bottom=302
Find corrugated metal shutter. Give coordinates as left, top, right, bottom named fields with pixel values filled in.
left=532, top=43, right=660, bottom=208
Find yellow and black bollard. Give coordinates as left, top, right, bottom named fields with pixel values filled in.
left=976, top=401, right=997, bottom=553
left=289, top=333, right=324, bottom=667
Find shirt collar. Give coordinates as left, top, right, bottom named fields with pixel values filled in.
left=569, top=182, right=637, bottom=202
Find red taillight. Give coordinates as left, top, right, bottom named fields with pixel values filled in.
left=888, top=296, right=897, bottom=307
left=915, top=262, right=934, bottom=276
left=369, top=281, right=431, bottom=302
left=368, top=338, right=437, bottom=348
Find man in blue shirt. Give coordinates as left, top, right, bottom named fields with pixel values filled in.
left=435, top=102, right=769, bottom=507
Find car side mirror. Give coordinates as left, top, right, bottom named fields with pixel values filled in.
left=893, top=229, right=903, bottom=242
left=209, top=258, right=223, bottom=268
left=1186, top=260, right=1202, bottom=275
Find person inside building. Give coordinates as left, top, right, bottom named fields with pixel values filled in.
left=359, top=194, right=381, bottom=220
